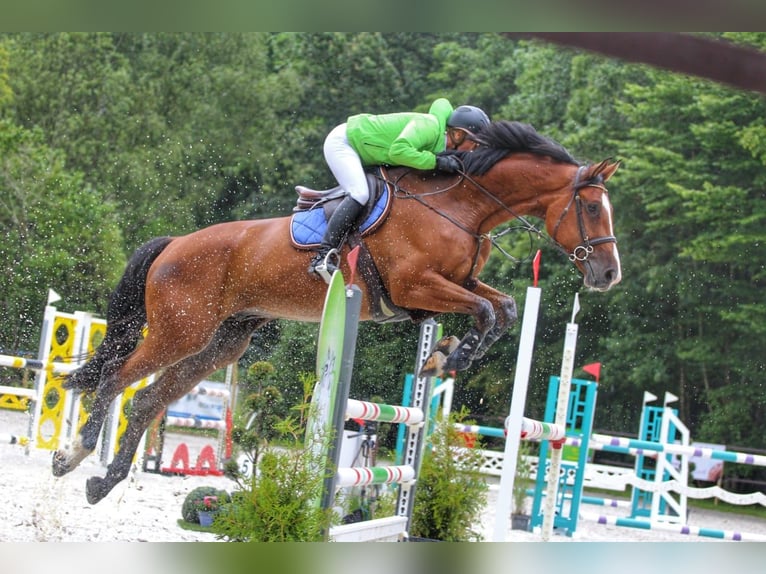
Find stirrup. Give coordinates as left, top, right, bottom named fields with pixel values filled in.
left=310, top=248, right=340, bottom=284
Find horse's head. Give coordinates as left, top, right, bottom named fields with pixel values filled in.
left=441, top=121, right=622, bottom=291
left=546, top=159, right=622, bottom=291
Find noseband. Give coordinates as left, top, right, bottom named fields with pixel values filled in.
left=552, top=165, right=617, bottom=262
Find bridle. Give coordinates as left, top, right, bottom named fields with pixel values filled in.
left=384, top=161, right=616, bottom=280
left=550, top=165, right=617, bottom=262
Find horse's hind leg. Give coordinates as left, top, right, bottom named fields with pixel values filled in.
left=85, top=315, right=266, bottom=504
left=52, top=352, right=144, bottom=477
left=53, top=311, right=231, bottom=477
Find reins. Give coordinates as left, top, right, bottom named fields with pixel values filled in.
left=383, top=168, right=495, bottom=280
left=380, top=160, right=616, bottom=279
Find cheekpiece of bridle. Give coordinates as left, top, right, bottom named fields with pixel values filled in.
left=552, top=165, right=616, bottom=262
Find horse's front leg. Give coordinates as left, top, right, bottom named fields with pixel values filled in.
left=404, top=282, right=518, bottom=377
left=470, top=281, right=518, bottom=361
left=418, top=296, right=498, bottom=378
left=388, top=274, right=497, bottom=378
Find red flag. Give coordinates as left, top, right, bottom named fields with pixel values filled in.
left=582, top=362, right=601, bottom=381
left=532, top=250, right=541, bottom=287
left=347, top=245, right=360, bottom=287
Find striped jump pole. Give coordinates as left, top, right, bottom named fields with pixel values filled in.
left=518, top=417, right=566, bottom=443
left=456, top=417, right=567, bottom=443
left=455, top=423, right=505, bottom=439
left=565, top=435, right=660, bottom=458
left=336, top=465, right=416, bottom=488
left=589, top=433, right=766, bottom=467
left=184, top=386, right=231, bottom=399
left=346, top=399, right=423, bottom=425
left=579, top=511, right=766, bottom=542
left=339, top=395, right=426, bottom=500
left=0, top=354, right=78, bottom=374
left=164, top=415, right=228, bottom=431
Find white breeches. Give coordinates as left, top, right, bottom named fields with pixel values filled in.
left=323, top=123, right=369, bottom=205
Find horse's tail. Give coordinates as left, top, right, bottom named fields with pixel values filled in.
left=64, top=236, right=174, bottom=392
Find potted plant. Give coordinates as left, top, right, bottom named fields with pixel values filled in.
left=181, top=486, right=230, bottom=526
left=194, top=495, right=220, bottom=527
left=511, top=440, right=533, bottom=531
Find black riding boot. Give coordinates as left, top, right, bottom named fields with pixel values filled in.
left=308, top=195, right=365, bottom=282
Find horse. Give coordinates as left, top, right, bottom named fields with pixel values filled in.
left=52, top=120, right=621, bottom=504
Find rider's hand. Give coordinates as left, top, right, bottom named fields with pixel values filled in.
left=436, top=155, right=461, bottom=173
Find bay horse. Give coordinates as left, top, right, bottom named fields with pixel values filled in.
left=53, top=120, right=621, bottom=503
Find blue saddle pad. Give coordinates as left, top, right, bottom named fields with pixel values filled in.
left=290, top=182, right=391, bottom=248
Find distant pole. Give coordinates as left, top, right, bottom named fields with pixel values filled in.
left=540, top=292, right=580, bottom=541
left=493, top=250, right=542, bottom=541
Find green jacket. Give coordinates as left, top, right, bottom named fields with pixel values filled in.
left=345, top=98, right=453, bottom=170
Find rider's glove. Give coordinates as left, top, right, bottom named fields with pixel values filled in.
left=436, top=155, right=461, bottom=173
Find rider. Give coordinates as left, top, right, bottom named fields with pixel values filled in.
left=308, top=99, right=491, bottom=279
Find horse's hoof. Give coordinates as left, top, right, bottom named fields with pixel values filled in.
left=51, top=451, right=71, bottom=477
left=418, top=351, right=446, bottom=379
left=86, top=476, right=108, bottom=505
left=433, top=335, right=460, bottom=355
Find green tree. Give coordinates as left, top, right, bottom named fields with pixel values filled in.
left=0, top=120, right=124, bottom=353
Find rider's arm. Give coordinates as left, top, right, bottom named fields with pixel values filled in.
left=388, top=116, right=442, bottom=170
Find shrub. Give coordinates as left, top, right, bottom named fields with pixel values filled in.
left=213, top=381, right=335, bottom=541
left=213, top=445, right=332, bottom=541
left=410, top=408, right=488, bottom=541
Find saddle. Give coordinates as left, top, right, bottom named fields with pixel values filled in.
left=290, top=167, right=393, bottom=249
left=290, top=167, right=431, bottom=324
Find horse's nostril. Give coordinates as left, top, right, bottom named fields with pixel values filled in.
left=604, top=267, right=621, bottom=285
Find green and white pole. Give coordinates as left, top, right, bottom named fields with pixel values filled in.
left=305, top=269, right=347, bottom=511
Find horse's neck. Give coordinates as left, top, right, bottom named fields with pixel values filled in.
left=387, top=163, right=569, bottom=234
left=458, top=178, right=551, bottom=235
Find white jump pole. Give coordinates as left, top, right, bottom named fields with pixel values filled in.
left=493, top=251, right=542, bottom=542
left=540, top=291, right=580, bottom=541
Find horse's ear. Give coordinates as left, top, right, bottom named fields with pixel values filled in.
left=590, top=158, right=620, bottom=181
left=595, top=158, right=620, bottom=182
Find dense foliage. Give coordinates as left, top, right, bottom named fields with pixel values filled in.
left=2, top=33, right=766, bottom=451
left=410, top=410, right=488, bottom=541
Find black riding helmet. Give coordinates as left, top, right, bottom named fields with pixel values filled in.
left=447, top=105, right=490, bottom=133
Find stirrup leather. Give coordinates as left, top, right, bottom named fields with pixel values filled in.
left=311, top=248, right=340, bottom=285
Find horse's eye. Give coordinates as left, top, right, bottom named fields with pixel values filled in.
left=586, top=202, right=600, bottom=216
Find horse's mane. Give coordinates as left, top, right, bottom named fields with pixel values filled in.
left=454, top=120, right=578, bottom=176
